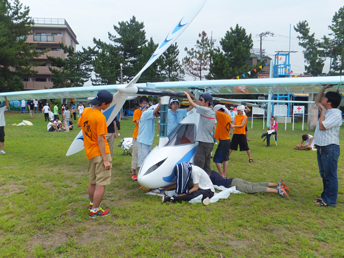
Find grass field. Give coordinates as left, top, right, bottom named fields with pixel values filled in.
left=0, top=111, right=344, bottom=258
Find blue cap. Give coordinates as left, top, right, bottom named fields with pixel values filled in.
left=91, top=90, right=113, bottom=105
left=200, top=93, right=214, bottom=106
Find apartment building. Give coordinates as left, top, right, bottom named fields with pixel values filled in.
left=24, top=18, right=78, bottom=90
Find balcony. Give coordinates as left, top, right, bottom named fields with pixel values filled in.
left=34, top=51, right=65, bottom=59
left=26, top=35, right=63, bottom=44
left=23, top=81, right=53, bottom=90
left=31, top=66, right=53, bottom=75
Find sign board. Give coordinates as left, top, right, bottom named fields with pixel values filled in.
left=293, top=106, right=305, bottom=114
left=252, top=107, right=265, bottom=115
left=274, top=105, right=287, bottom=116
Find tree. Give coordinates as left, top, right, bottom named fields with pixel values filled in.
left=48, top=44, right=92, bottom=88
left=0, top=0, right=41, bottom=92
left=294, top=21, right=325, bottom=76
left=183, top=31, right=212, bottom=80
left=161, top=43, right=184, bottom=81
left=208, top=25, right=264, bottom=79
left=323, top=6, right=344, bottom=75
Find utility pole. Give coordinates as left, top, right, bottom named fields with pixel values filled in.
left=258, top=31, right=274, bottom=59
left=120, top=63, right=123, bottom=84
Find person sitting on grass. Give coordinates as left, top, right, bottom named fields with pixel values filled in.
left=294, top=134, right=315, bottom=150
left=47, top=119, right=58, bottom=132
left=209, top=170, right=290, bottom=198
left=53, top=118, right=62, bottom=131
left=162, top=162, right=215, bottom=206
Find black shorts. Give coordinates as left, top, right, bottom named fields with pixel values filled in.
left=48, top=126, right=54, bottom=132
left=213, top=139, right=230, bottom=163
left=116, top=120, right=120, bottom=130
left=230, top=134, right=249, bottom=151
left=0, top=126, right=4, bottom=142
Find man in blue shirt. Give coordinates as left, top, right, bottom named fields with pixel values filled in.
left=166, top=98, right=193, bottom=135
left=137, top=102, right=161, bottom=169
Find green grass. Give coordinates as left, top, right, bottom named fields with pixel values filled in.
left=1, top=112, right=344, bottom=257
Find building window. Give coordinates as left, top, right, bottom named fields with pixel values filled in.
left=22, top=77, right=29, bottom=81
left=35, top=78, right=47, bottom=82
left=36, top=48, right=46, bottom=51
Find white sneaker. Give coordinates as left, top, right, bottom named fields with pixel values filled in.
left=202, top=197, right=210, bottom=206
left=118, top=133, right=120, bottom=136
left=0, top=150, right=6, bottom=154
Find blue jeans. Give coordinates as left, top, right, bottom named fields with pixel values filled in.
left=317, top=144, right=340, bottom=205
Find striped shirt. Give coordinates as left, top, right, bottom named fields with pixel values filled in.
left=314, top=108, right=342, bottom=146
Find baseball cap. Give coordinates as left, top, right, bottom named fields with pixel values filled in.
left=90, top=90, right=113, bottom=105
left=237, top=105, right=245, bottom=111
left=200, top=93, right=214, bottom=106
left=170, top=98, right=180, bottom=105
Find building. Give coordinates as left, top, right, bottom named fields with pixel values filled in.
left=23, top=18, right=78, bottom=90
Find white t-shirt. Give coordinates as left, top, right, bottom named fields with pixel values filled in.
left=34, top=100, right=38, bottom=107
left=0, top=106, right=6, bottom=127
left=47, top=122, right=53, bottom=131
left=191, top=165, right=215, bottom=192
left=78, top=105, right=84, bottom=114
left=42, top=105, right=50, bottom=113
left=305, top=134, right=315, bottom=149
left=21, top=100, right=26, bottom=108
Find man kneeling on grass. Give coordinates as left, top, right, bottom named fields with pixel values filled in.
left=162, top=162, right=215, bottom=205
left=209, top=170, right=290, bottom=198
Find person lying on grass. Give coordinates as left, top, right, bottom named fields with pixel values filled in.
left=209, top=170, right=290, bottom=198
left=294, top=134, right=315, bottom=150
left=162, top=162, right=215, bottom=205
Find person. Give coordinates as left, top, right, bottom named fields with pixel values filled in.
left=0, top=97, right=9, bottom=154
left=131, top=97, right=148, bottom=180
left=261, top=116, right=278, bottom=146
left=47, top=119, right=58, bottom=132
left=209, top=170, right=290, bottom=198
left=116, top=110, right=121, bottom=137
left=294, top=134, right=315, bottom=150
left=213, top=104, right=231, bottom=178
left=53, top=118, right=62, bottom=131
left=26, top=99, right=31, bottom=113
left=63, top=106, right=71, bottom=132
left=53, top=103, right=59, bottom=120
left=137, top=102, right=161, bottom=170
left=33, top=99, right=38, bottom=113
left=229, top=106, right=236, bottom=135
left=29, top=100, right=35, bottom=119
left=166, top=98, right=193, bottom=135
left=21, top=100, right=26, bottom=113
left=244, top=106, right=251, bottom=140
left=42, top=103, right=50, bottom=121
left=105, top=117, right=117, bottom=158
left=228, top=105, right=253, bottom=163
left=162, top=162, right=215, bottom=205
left=78, top=102, right=84, bottom=116
left=71, top=103, right=77, bottom=120
left=183, top=91, right=215, bottom=175
left=77, top=90, right=113, bottom=218
left=313, top=85, right=342, bottom=207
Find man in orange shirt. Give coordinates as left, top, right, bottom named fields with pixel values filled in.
left=131, top=97, right=149, bottom=180
left=77, top=90, right=113, bottom=218
left=229, top=105, right=253, bottom=163
left=213, top=105, right=231, bottom=178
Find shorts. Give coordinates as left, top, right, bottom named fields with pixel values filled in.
left=137, top=142, right=151, bottom=168
left=30, top=110, right=34, bottom=115
left=0, top=127, right=4, bottom=142
left=88, top=153, right=112, bottom=186
left=230, top=134, right=249, bottom=151
left=48, top=126, right=54, bottom=132
left=116, top=120, right=120, bottom=130
left=213, top=139, right=230, bottom=163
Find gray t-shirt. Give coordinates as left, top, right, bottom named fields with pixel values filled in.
left=64, top=110, right=71, bottom=121
left=196, top=105, right=215, bottom=143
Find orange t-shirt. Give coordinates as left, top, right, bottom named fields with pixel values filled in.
left=78, top=107, right=110, bottom=159
left=234, top=114, right=247, bottom=135
left=132, top=108, right=142, bottom=139
left=214, top=111, right=231, bottom=140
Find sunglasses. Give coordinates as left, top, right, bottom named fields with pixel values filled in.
left=199, top=98, right=205, bottom=102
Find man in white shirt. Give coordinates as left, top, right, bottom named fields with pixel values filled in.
left=313, top=85, right=342, bottom=207
left=162, top=162, right=215, bottom=205
left=21, top=100, right=26, bottom=113
left=42, top=103, right=50, bottom=121
left=295, top=134, right=315, bottom=150
left=33, top=99, right=38, bottom=113
left=0, top=97, right=9, bottom=154
left=78, top=103, right=84, bottom=115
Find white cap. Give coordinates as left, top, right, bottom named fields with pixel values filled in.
left=237, top=105, right=245, bottom=111
left=170, top=98, right=180, bottom=105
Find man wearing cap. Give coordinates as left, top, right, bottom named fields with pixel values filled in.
left=229, top=105, right=253, bottom=163
left=131, top=97, right=148, bottom=180
left=137, top=101, right=161, bottom=170
left=47, top=118, right=58, bottom=132
left=213, top=105, right=231, bottom=178
left=77, top=90, right=113, bottom=218
left=183, top=91, right=215, bottom=175
left=167, top=98, right=193, bottom=135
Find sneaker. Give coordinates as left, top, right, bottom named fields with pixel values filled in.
left=162, top=196, right=171, bottom=203
left=118, top=133, right=120, bottom=136
left=0, top=150, right=6, bottom=154
left=89, top=204, right=105, bottom=212
left=278, top=180, right=290, bottom=192
left=131, top=174, right=137, bottom=180
left=202, top=197, right=210, bottom=206
left=277, top=185, right=289, bottom=198
left=89, top=208, right=110, bottom=218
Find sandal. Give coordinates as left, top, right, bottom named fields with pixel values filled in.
left=314, top=198, right=323, bottom=204
left=249, top=159, right=253, bottom=163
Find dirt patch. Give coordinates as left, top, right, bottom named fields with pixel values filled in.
left=0, top=184, right=25, bottom=195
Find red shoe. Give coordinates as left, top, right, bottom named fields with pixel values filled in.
left=278, top=180, right=290, bottom=192
left=131, top=174, right=137, bottom=180
left=89, top=208, right=110, bottom=218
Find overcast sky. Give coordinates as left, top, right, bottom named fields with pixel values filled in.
left=22, top=0, right=344, bottom=79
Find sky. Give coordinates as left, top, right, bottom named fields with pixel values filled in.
left=21, top=0, right=344, bottom=81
